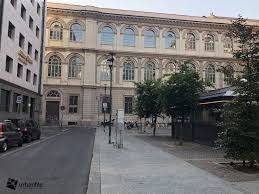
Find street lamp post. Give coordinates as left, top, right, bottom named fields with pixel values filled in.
left=107, top=53, right=115, bottom=144
left=103, top=84, right=107, bottom=128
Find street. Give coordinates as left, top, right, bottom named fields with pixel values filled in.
left=0, top=127, right=96, bottom=194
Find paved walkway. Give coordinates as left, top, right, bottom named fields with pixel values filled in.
left=88, top=128, right=258, bottom=194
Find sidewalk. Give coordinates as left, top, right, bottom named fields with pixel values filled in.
left=88, top=127, right=257, bottom=194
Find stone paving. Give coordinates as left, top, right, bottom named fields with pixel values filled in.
left=91, top=127, right=258, bottom=194
left=134, top=128, right=259, bottom=183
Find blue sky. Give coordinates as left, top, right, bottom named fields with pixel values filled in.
left=48, top=0, right=259, bottom=19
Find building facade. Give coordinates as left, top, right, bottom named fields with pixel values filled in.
left=42, top=2, right=259, bottom=126
left=0, top=0, right=46, bottom=121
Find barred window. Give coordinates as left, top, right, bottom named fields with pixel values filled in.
left=144, top=63, right=155, bottom=81
left=124, top=96, right=133, bottom=114
left=68, top=57, right=82, bottom=78
left=48, top=55, right=61, bottom=77
left=123, top=62, right=134, bottom=81
left=70, top=23, right=83, bottom=42
left=205, top=65, right=215, bottom=83
left=165, top=32, right=176, bottom=49
left=205, top=34, right=214, bottom=51
left=101, top=26, right=114, bottom=45
left=185, top=33, right=196, bottom=50
left=144, top=30, right=156, bottom=48
left=47, top=90, right=60, bottom=97
left=123, top=28, right=135, bottom=47
left=69, top=96, right=78, bottom=113
left=50, top=22, right=63, bottom=40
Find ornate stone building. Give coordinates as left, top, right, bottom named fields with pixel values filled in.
left=42, top=2, right=259, bottom=126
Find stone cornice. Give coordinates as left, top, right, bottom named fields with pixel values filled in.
left=45, top=46, right=239, bottom=63
left=47, top=7, right=231, bottom=30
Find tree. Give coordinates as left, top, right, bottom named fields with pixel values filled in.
left=216, top=16, right=259, bottom=167
left=135, top=80, right=162, bottom=136
left=161, top=62, right=206, bottom=144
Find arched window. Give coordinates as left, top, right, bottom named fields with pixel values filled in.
left=123, top=28, right=135, bottom=47
left=48, top=55, right=61, bottom=77
left=186, top=63, right=196, bottom=71
left=144, top=30, right=156, bottom=48
left=100, top=60, right=110, bottom=81
left=70, top=23, right=83, bottom=42
left=68, top=56, right=82, bottom=78
left=205, top=65, right=215, bottom=83
left=163, top=63, right=177, bottom=75
left=165, top=32, right=176, bottom=49
left=47, top=90, right=60, bottom=97
left=224, top=65, right=234, bottom=84
left=224, top=37, right=233, bottom=53
left=123, top=62, right=134, bottom=81
left=205, top=34, right=215, bottom=51
left=50, top=22, right=63, bottom=40
left=101, top=26, right=114, bottom=45
left=144, top=62, right=155, bottom=81
left=185, top=33, right=196, bottom=50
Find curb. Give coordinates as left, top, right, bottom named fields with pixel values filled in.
left=87, top=131, right=101, bottom=194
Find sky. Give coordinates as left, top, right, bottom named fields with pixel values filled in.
left=48, top=0, right=259, bottom=19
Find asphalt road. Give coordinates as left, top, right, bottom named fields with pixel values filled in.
left=0, top=127, right=96, bottom=194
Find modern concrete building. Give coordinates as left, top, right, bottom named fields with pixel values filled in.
left=42, top=2, right=259, bottom=126
left=0, top=0, right=46, bottom=121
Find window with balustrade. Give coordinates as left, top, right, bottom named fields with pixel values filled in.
left=48, top=55, right=61, bottom=77
left=50, top=22, right=63, bottom=40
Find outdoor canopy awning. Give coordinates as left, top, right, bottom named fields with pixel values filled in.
left=199, top=87, right=236, bottom=105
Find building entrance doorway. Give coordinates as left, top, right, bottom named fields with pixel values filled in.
left=46, top=101, right=60, bottom=125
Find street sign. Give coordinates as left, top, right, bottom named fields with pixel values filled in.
left=103, top=102, right=108, bottom=111
left=16, top=96, right=23, bottom=104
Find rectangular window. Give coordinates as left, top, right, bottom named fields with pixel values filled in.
left=5, top=55, right=13, bottom=73
left=36, top=26, right=39, bottom=38
left=12, top=93, right=20, bottom=113
left=28, top=42, right=32, bottom=56
left=37, top=3, right=41, bottom=15
left=26, top=69, right=31, bottom=82
left=33, top=74, right=37, bottom=85
left=19, top=33, right=25, bottom=49
left=29, top=16, right=33, bottom=30
left=8, top=21, right=15, bottom=39
left=34, top=49, right=38, bottom=61
left=124, top=96, right=133, bottom=114
left=69, top=96, right=78, bottom=113
left=10, top=0, right=17, bottom=8
left=17, top=63, right=23, bottom=78
left=21, top=4, right=26, bottom=21
left=22, top=95, right=28, bottom=113
left=0, top=89, right=10, bottom=112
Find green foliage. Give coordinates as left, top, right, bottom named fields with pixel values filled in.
left=134, top=61, right=206, bottom=137
left=134, top=79, right=163, bottom=136
left=161, top=62, right=205, bottom=118
left=216, top=16, right=259, bottom=165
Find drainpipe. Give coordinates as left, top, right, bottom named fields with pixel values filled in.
left=38, top=0, right=46, bottom=123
